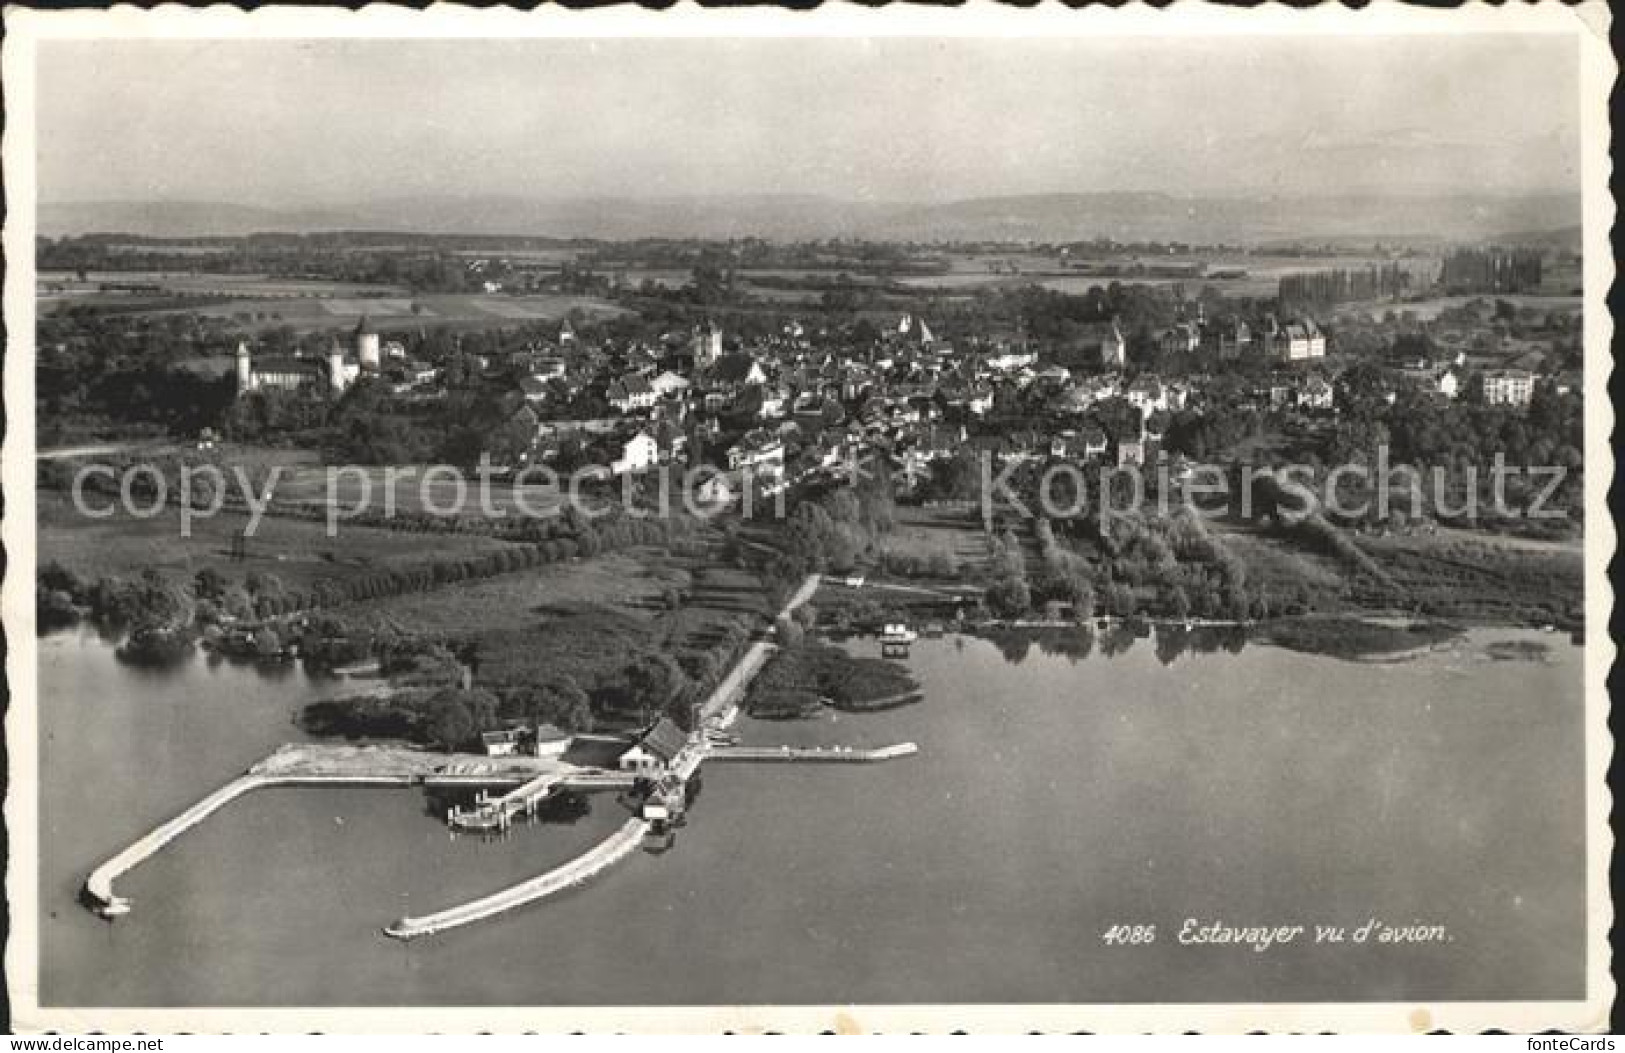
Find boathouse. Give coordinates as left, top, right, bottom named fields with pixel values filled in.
left=618, top=717, right=689, bottom=776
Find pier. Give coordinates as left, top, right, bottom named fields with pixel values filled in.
left=383, top=817, right=649, bottom=941
left=708, top=743, right=919, bottom=763
left=445, top=768, right=638, bottom=833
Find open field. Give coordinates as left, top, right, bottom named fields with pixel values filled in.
left=38, top=490, right=515, bottom=592
left=889, top=504, right=993, bottom=576
left=37, top=269, right=631, bottom=333
left=1331, top=293, right=1583, bottom=322
left=337, top=551, right=678, bottom=639
left=1355, top=531, right=1584, bottom=626
left=38, top=270, right=410, bottom=299
left=42, top=444, right=583, bottom=520
left=91, top=292, right=630, bottom=333
left=265, top=464, right=575, bottom=518
left=1208, top=522, right=1357, bottom=607
left=879, top=251, right=1441, bottom=299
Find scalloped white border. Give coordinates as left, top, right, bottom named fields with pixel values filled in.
left=2, top=0, right=1615, bottom=1034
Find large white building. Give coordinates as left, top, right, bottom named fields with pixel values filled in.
left=1482, top=369, right=1535, bottom=407
left=1264, top=318, right=1327, bottom=361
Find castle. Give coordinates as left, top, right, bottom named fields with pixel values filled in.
left=236, top=316, right=379, bottom=396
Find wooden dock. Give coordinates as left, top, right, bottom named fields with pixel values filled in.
left=446, top=769, right=638, bottom=832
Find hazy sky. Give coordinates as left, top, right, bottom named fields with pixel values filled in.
left=37, top=35, right=1579, bottom=205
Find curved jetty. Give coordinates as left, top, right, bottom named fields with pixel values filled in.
left=81, top=744, right=612, bottom=917
left=384, top=817, right=649, bottom=940
left=83, top=769, right=415, bottom=916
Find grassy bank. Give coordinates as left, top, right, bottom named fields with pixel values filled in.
left=746, top=643, right=921, bottom=720
left=1258, top=615, right=1463, bottom=660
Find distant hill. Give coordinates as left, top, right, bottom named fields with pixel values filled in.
left=37, top=190, right=1582, bottom=247
left=38, top=200, right=357, bottom=239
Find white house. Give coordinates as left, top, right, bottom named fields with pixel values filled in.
left=728, top=430, right=786, bottom=477
left=986, top=347, right=1038, bottom=372
left=1159, top=323, right=1201, bottom=355
left=695, top=471, right=739, bottom=508
left=649, top=371, right=691, bottom=398
left=531, top=724, right=572, bottom=758
left=608, top=374, right=658, bottom=413
left=1125, top=375, right=1168, bottom=415
left=610, top=431, right=660, bottom=475
left=757, top=386, right=790, bottom=420
left=532, top=357, right=567, bottom=380
left=480, top=729, right=524, bottom=757
left=1298, top=374, right=1336, bottom=411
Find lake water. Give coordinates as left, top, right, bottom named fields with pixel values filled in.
left=37, top=622, right=1584, bottom=1006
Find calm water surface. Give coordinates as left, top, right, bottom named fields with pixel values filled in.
left=39, top=623, right=1584, bottom=1005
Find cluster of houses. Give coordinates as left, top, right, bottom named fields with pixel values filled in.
left=472, top=313, right=1351, bottom=493
left=231, top=300, right=1555, bottom=496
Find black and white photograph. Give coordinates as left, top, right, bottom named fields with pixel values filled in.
left=3, top=2, right=1614, bottom=1034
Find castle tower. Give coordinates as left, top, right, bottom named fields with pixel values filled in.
left=328, top=340, right=348, bottom=395
left=235, top=341, right=254, bottom=394
left=355, top=315, right=381, bottom=372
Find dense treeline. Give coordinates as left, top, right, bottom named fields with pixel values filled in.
left=1323, top=363, right=1584, bottom=528
left=1278, top=263, right=1411, bottom=309
left=978, top=501, right=1312, bottom=624
left=1439, top=248, right=1542, bottom=294
left=757, top=473, right=897, bottom=607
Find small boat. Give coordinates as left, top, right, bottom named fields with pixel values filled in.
left=879, top=623, right=918, bottom=645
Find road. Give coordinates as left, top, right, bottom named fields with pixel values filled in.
left=698, top=572, right=820, bottom=726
